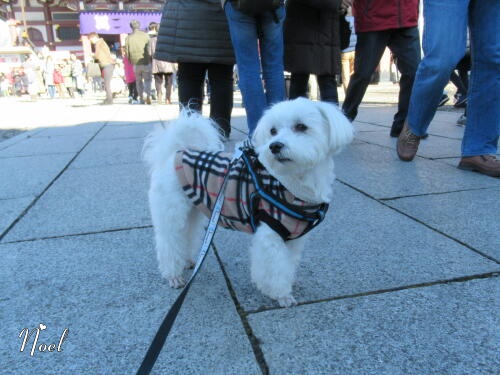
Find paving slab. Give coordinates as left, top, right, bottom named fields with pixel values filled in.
left=33, top=123, right=103, bottom=137
left=0, top=133, right=93, bottom=158
left=248, top=277, right=499, bottom=375
left=334, top=143, right=499, bottom=199
left=2, top=163, right=150, bottom=242
left=214, top=183, right=499, bottom=311
left=0, top=154, right=72, bottom=200
left=70, top=137, right=145, bottom=169
left=386, top=188, right=500, bottom=260
left=0, top=229, right=258, bottom=374
left=0, top=196, right=34, bottom=234
left=93, top=122, right=155, bottom=140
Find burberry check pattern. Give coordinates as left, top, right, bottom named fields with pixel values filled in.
left=175, top=149, right=323, bottom=240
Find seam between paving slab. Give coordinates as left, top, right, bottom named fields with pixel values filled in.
left=244, top=271, right=500, bottom=316
left=213, top=245, right=270, bottom=375
left=337, top=179, right=500, bottom=264
left=378, top=186, right=500, bottom=201
left=0, top=225, right=153, bottom=245
left=0, top=123, right=107, bottom=242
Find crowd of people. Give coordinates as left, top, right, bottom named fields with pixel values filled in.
left=152, top=0, right=498, bottom=177
left=0, top=0, right=497, bottom=177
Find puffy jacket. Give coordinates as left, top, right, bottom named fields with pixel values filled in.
left=352, top=0, right=419, bottom=33
left=284, top=0, right=342, bottom=75
left=155, top=0, right=234, bottom=65
left=125, top=29, right=151, bottom=65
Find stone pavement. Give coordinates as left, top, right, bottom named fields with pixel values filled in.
left=1, top=86, right=499, bottom=375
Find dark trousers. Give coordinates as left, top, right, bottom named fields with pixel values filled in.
left=342, top=27, right=420, bottom=129
left=154, top=72, right=174, bottom=101
left=177, top=62, right=234, bottom=137
left=289, top=73, right=339, bottom=104
left=127, top=82, right=138, bottom=100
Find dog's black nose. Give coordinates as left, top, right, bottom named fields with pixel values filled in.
left=269, top=142, right=284, bottom=154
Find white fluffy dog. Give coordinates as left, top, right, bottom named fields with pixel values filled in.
left=143, top=98, right=354, bottom=307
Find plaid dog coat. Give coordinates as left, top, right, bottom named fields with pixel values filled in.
left=175, top=149, right=328, bottom=241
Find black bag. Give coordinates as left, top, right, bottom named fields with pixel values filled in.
left=232, top=0, right=281, bottom=15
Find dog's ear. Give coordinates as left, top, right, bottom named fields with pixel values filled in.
left=314, top=101, right=354, bottom=154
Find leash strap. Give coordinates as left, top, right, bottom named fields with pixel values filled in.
left=136, top=145, right=245, bottom=375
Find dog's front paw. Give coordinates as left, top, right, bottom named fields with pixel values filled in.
left=168, top=276, right=186, bottom=289
left=277, top=295, right=297, bottom=308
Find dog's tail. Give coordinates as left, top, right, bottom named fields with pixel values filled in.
left=143, top=108, right=224, bottom=173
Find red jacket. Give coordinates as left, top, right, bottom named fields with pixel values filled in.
left=353, top=0, right=419, bottom=33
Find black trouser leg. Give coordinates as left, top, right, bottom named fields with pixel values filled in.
left=207, top=63, right=234, bottom=137
left=289, top=73, right=310, bottom=99
left=388, top=26, right=421, bottom=132
left=177, top=62, right=205, bottom=112
left=342, top=31, right=389, bottom=121
left=317, top=74, right=339, bottom=104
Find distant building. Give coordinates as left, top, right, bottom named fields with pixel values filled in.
left=0, top=0, right=164, bottom=61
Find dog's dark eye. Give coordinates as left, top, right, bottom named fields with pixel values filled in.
left=270, top=127, right=277, bottom=136
left=294, top=123, right=308, bottom=132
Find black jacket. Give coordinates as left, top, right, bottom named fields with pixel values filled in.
left=155, top=0, right=235, bottom=65
left=284, top=0, right=342, bottom=75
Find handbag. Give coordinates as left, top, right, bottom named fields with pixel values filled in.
left=87, top=60, right=101, bottom=78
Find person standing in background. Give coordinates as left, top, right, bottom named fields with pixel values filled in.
left=397, top=0, right=499, bottom=177
left=155, top=0, right=235, bottom=139
left=89, top=32, right=114, bottom=105
left=341, top=0, right=421, bottom=138
left=125, top=20, right=152, bottom=105
left=222, top=0, right=285, bottom=136
left=284, top=0, right=350, bottom=104
left=148, top=22, right=176, bottom=105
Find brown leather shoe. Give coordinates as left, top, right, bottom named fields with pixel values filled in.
left=397, top=121, right=421, bottom=161
left=458, top=155, right=500, bottom=177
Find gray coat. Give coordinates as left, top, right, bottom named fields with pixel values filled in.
left=155, top=0, right=235, bottom=65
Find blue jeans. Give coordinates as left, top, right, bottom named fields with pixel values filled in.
left=224, top=2, right=286, bottom=135
left=407, top=0, right=500, bottom=156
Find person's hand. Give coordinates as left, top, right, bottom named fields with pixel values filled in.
left=340, top=0, right=352, bottom=12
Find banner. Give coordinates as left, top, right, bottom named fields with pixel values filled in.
left=79, top=11, right=162, bottom=35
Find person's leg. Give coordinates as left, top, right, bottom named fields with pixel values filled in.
left=154, top=73, right=163, bottom=102
left=406, top=0, right=469, bottom=137
left=165, top=73, right=173, bottom=103
left=450, top=69, right=467, bottom=97
left=259, top=7, right=286, bottom=106
left=340, top=51, right=354, bottom=93
left=102, top=64, right=114, bottom=103
left=207, top=63, right=234, bottom=138
left=317, top=74, right=339, bottom=104
left=225, top=2, right=268, bottom=135
left=461, top=0, right=499, bottom=158
left=134, top=65, right=144, bottom=101
left=177, top=62, right=205, bottom=113
left=289, top=73, right=310, bottom=99
left=387, top=26, right=421, bottom=136
left=342, top=31, right=390, bottom=121
left=143, top=63, right=153, bottom=102
left=456, top=52, right=470, bottom=91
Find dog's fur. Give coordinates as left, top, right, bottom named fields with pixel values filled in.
left=143, top=98, right=354, bottom=307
